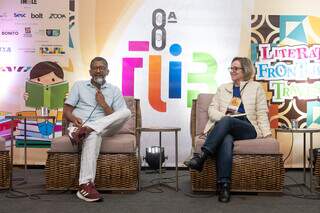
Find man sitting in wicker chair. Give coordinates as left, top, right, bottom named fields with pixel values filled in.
left=63, top=57, right=131, bottom=202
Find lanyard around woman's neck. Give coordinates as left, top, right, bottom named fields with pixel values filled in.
left=234, top=82, right=248, bottom=93
left=233, top=82, right=248, bottom=98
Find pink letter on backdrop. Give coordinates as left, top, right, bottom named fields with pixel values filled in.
left=122, top=58, right=143, bottom=96
left=129, top=41, right=149, bottom=51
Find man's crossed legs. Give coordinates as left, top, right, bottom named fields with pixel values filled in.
left=68, top=108, right=131, bottom=202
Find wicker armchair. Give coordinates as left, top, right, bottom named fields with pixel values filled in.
left=189, top=94, right=284, bottom=192
left=315, top=154, right=320, bottom=189
left=0, top=136, right=10, bottom=189
left=45, top=97, right=141, bottom=191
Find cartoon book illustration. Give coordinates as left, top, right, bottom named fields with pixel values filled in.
left=25, top=80, right=68, bottom=109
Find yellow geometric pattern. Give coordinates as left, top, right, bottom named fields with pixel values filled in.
left=280, top=16, right=320, bottom=45
left=306, top=16, right=320, bottom=44
left=308, top=16, right=320, bottom=37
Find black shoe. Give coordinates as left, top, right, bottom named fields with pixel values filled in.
left=184, top=152, right=207, bottom=172
left=218, top=182, right=231, bottom=203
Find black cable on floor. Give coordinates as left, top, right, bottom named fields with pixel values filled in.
left=4, top=153, right=82, bottom=201
left=284, top=174, right=305, bottom=194
left=283, top=174, right=320, bottom=200
left=284, top=189, right=320, bottom=200
left=178, top=181, right=216, bottom=198
left=28, top=190, right=72, bottom=201
left=3, top=187, right=73, bottom=200
left=149, top=173, right=188, bottom=184
left=0, top=189, right=8, bottom=194
left=143, top=170, right=215, bottom=198
left=5, top=189, right=29, bottom=199
left=143, top=187, right=164, bottom=193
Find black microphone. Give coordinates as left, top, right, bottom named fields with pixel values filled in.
left=96, top=82, right=101, bottom=90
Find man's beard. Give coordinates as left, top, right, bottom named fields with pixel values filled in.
left=93, top=77, right=104, bottom=86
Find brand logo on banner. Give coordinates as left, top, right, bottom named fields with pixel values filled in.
left=49, top=14, right=66, bottom=19
left=39, top=45, right=65, bottom=55
left=18, top=47, right=35, bottom=53
left=14, top=12, right=26, bottom=18
left=251, top=15, right=320, bottom=128
left=21, top=0, right=37, bottom=4
left=121, top=8, right=217, bottom=112
left=0, top=66, right=31, bottom=72
left=31, top=13, right=43, bottom=19
left=23, top=27, right=32, bottom=37
left=0, top=47, right=11, bottom=53
left=46, top=29, right=60, bottom=36
left=35, top=29, right=46, bottom=36
left=1, top=31, right=19, bottom=36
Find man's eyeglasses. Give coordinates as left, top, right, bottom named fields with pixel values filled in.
left=228, top=66, right=243, bottom=72
left=91, top=66, right=108, bottom=71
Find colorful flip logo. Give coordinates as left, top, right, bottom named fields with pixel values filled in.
left=122, top=9, right=218, bottom=112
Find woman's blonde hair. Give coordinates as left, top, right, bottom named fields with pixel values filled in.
left=231, top=57, right=255, bottom=81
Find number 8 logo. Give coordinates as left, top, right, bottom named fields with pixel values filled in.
left=152, top=9, right=166, bottom=51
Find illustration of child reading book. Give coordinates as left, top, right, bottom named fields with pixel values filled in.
left=24, top=61, right=68, bottom=137
left=25, top=61, right=68, bottom=109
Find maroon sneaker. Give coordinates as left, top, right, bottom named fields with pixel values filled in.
left=77, top=182, right=102, bottom=202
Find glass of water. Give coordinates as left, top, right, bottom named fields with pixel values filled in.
left=291, top=119, right=298, bottom=129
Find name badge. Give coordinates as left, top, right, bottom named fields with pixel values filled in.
left=226, top=97, right=241, bottom=114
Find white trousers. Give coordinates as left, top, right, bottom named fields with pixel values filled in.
left=78, top=108, right=131, bottom=185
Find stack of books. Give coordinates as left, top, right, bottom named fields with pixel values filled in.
left=15, top=120, right=52, bottom=148
left=15, top=118, right=63, bottom=148
left=0, top=113, right=18, bottom=141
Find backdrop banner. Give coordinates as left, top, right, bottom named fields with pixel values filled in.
left=0, top=0, right=250, bottom=165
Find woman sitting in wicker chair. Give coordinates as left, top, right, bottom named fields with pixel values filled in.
left=184, top=57, right=272, bottom=203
